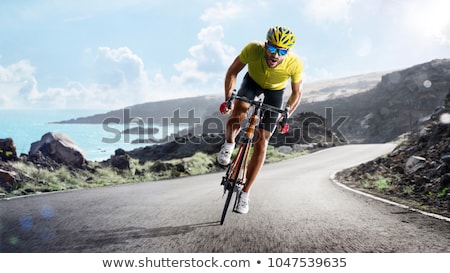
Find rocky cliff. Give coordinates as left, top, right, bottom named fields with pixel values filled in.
left=336, top=99, right=450, bottom=218
left=300, top=59, right=450, bottom=143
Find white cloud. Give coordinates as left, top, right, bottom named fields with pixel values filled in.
left=173, top=59, right=206, bottom=84
left=309, top=68, right=335, bottom=81
left=304, top=0, right=354, bottom=23
left=443, top=24, right=450, bottom=45
left=194, top=26, right=235, bottom=68
left=398, top=0, right=450, bottom=45
left=0, top=46, right=154, bottom=109
left=351, top=35, right=373, bottom=57
left=0, top=8, right=240, bottom=110
left=84, top=46, right=156, bottom=107
left=0, top=60, right=39, bottom=108
left=94, top=46, right=148, bottom=87
left=0, top=62, right=92, bottom=109
left=6, top=0, right=448, bottom=110
left=200, top=1, right=242, bottom=23
left=0, top=35, right=235, bottom=109
left=172, top=25, right=236, bottom=86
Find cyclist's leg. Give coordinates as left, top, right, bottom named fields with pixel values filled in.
left=260, top=89, right=285, bottom=132
left=225, top=100, right=249, bottom=143
left=236, top=127, right=271, bottom=214
left=242, top=127, right=272, bottom=193
left=225, top=73, right=261, bottom=144
left=219, top=74, right=259, bottom=165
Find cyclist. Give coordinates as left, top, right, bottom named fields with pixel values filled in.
left=218, top=26, right=304, bottom=214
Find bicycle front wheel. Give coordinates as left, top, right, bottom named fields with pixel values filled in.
left=219, top=141, right=251, bottom=225
left=220, top=182, right=234, bottom=225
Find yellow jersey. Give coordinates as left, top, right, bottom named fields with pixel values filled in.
left=239, top=41, right=303, bottom=90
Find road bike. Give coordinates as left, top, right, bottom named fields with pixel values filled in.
left=219, top=91, right=289, bottom=225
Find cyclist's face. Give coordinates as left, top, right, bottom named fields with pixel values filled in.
left=264, top=43, right=288, bottom=68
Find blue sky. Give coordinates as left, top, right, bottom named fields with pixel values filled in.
left=1, top=0, right=449, bottom=109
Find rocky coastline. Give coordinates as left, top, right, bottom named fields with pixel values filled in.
left=0, top=111, right=342, bottom=197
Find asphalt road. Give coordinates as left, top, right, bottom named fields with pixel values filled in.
left=1, top=144, right=450, bottom=253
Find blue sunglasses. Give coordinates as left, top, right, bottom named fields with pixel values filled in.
left=267, top=44, right=288, bottom=56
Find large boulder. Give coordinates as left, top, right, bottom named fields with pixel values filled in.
left=29, top=132, right=86, bottom=168
left=0, top=169, right=19, bottom=190
left=110, top=149, right=131, bottom=170
left=0, top=138, right=17, bottom=161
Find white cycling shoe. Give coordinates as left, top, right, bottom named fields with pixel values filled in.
left=217, top=142, right=235, bottom=165
left=235, top=191, right=249, bottom=214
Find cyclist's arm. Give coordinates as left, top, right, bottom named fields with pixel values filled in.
left=286, top=80, right=302, bottom=115
left=224, top=56, right=246, bottom=101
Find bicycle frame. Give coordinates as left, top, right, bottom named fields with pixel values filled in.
left=225, top=99, right=260, bottom=185
left=220, top=93, right=287, bottom=225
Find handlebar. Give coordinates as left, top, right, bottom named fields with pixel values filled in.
left=226, top=91, right=287, bottom=114
left=222, top=90, right=290, bottom=134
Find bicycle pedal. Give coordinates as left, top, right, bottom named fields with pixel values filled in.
left=220, top=176, right=229, bottom=186
left=222, top=186, right=229, bottom=197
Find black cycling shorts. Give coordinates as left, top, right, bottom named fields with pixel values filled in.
left=237, top=73, right=285, bottom=133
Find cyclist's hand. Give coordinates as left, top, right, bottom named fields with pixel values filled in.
left=277, top=108, right=290, bottom=134
left=219, top=92, right=236, bottom=115
left=219, top=102, right=233, bottom=114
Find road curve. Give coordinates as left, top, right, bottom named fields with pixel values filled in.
left=1, top=144, right=449, bottom=252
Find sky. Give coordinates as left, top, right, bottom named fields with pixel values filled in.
left=0, top=0, right=449, bottom=110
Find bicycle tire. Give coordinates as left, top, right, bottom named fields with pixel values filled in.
left=220, top=183, right=234, bottom=225
left=220, top=142, right=250, bottom=225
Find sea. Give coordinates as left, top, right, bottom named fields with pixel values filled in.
left=0, top=109, right=179, bottom=162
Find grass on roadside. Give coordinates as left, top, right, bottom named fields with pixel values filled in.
left=2, top=145, right=310, bottom=198
left=360, top=173, right=393, bottom=192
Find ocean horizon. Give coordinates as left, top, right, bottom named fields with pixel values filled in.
left=0, top=109, right=178, bottom=161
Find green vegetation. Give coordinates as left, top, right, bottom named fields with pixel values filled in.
left=438, top=188, right=448, bottom=198
left=360, top=174, right=392, bottom=191
left=402, top=185, right=414, bottom=195
left=362, top=180, right=371, bottom=189
left=1, top=146, right=310, bottom=198
left=375, top=178, right=390, bottom=190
